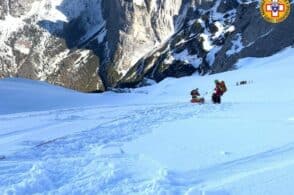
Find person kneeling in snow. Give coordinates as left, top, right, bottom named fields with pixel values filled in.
left=191, top=88, right=205, bottom=103
left=212, top=80, right=227, bottom=104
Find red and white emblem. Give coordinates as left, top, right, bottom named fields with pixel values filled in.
left=260, top=0, right=291, bottom=23
left=266, top=0, right=285, bottom=17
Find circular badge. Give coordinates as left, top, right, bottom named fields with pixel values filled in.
left=260, top=0, right=291, bottom=23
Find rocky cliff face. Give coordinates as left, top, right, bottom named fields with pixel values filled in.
left=0, top=0, right=293, bottom=91
left=0, top=0, right=104, bottom=91
left=119, top=0, right=294, bottom=87
left=99, top=0, right=186, bottom=87
left=0, top=0, right=187, bottom=91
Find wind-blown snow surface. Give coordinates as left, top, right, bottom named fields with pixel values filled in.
left=1, top=48, right=294, bottom=194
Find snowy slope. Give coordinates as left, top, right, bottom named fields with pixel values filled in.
left=1, top=48, right=294, bottom=194
left=0, top=78, right=146, bottom=115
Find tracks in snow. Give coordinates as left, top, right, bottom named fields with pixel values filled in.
left=163, top=141, right=294, bottom=194
left=1, top=102, right=294, bottom=194
left=0, top=102, right=220, bottom=193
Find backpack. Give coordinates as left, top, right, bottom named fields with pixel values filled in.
left=220, top=81, right=227, bottom=93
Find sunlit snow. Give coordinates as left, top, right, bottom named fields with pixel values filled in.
left=1, top=48, right=294, bottom=194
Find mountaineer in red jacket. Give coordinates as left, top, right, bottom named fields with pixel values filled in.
left=212, top=80, right=227, bottom=104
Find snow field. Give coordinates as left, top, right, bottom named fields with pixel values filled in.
left=0, top=47, right=294, bottom=194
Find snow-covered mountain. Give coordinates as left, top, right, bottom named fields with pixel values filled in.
left=1, top=47, right=294, bottom=194
left=0, top=0, right=294, bottom=91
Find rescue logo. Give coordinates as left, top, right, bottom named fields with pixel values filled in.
left=260, top=0, right=291, bottom=23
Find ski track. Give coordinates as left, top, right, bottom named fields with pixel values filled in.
left=1, top=102, right=294, bottom=194
left=0, top=102, right=225, bottom=194
left=166, top=142, right=294, bottom=194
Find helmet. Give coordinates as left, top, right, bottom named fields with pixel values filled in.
left=214, top=80, right=219, bottom=84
